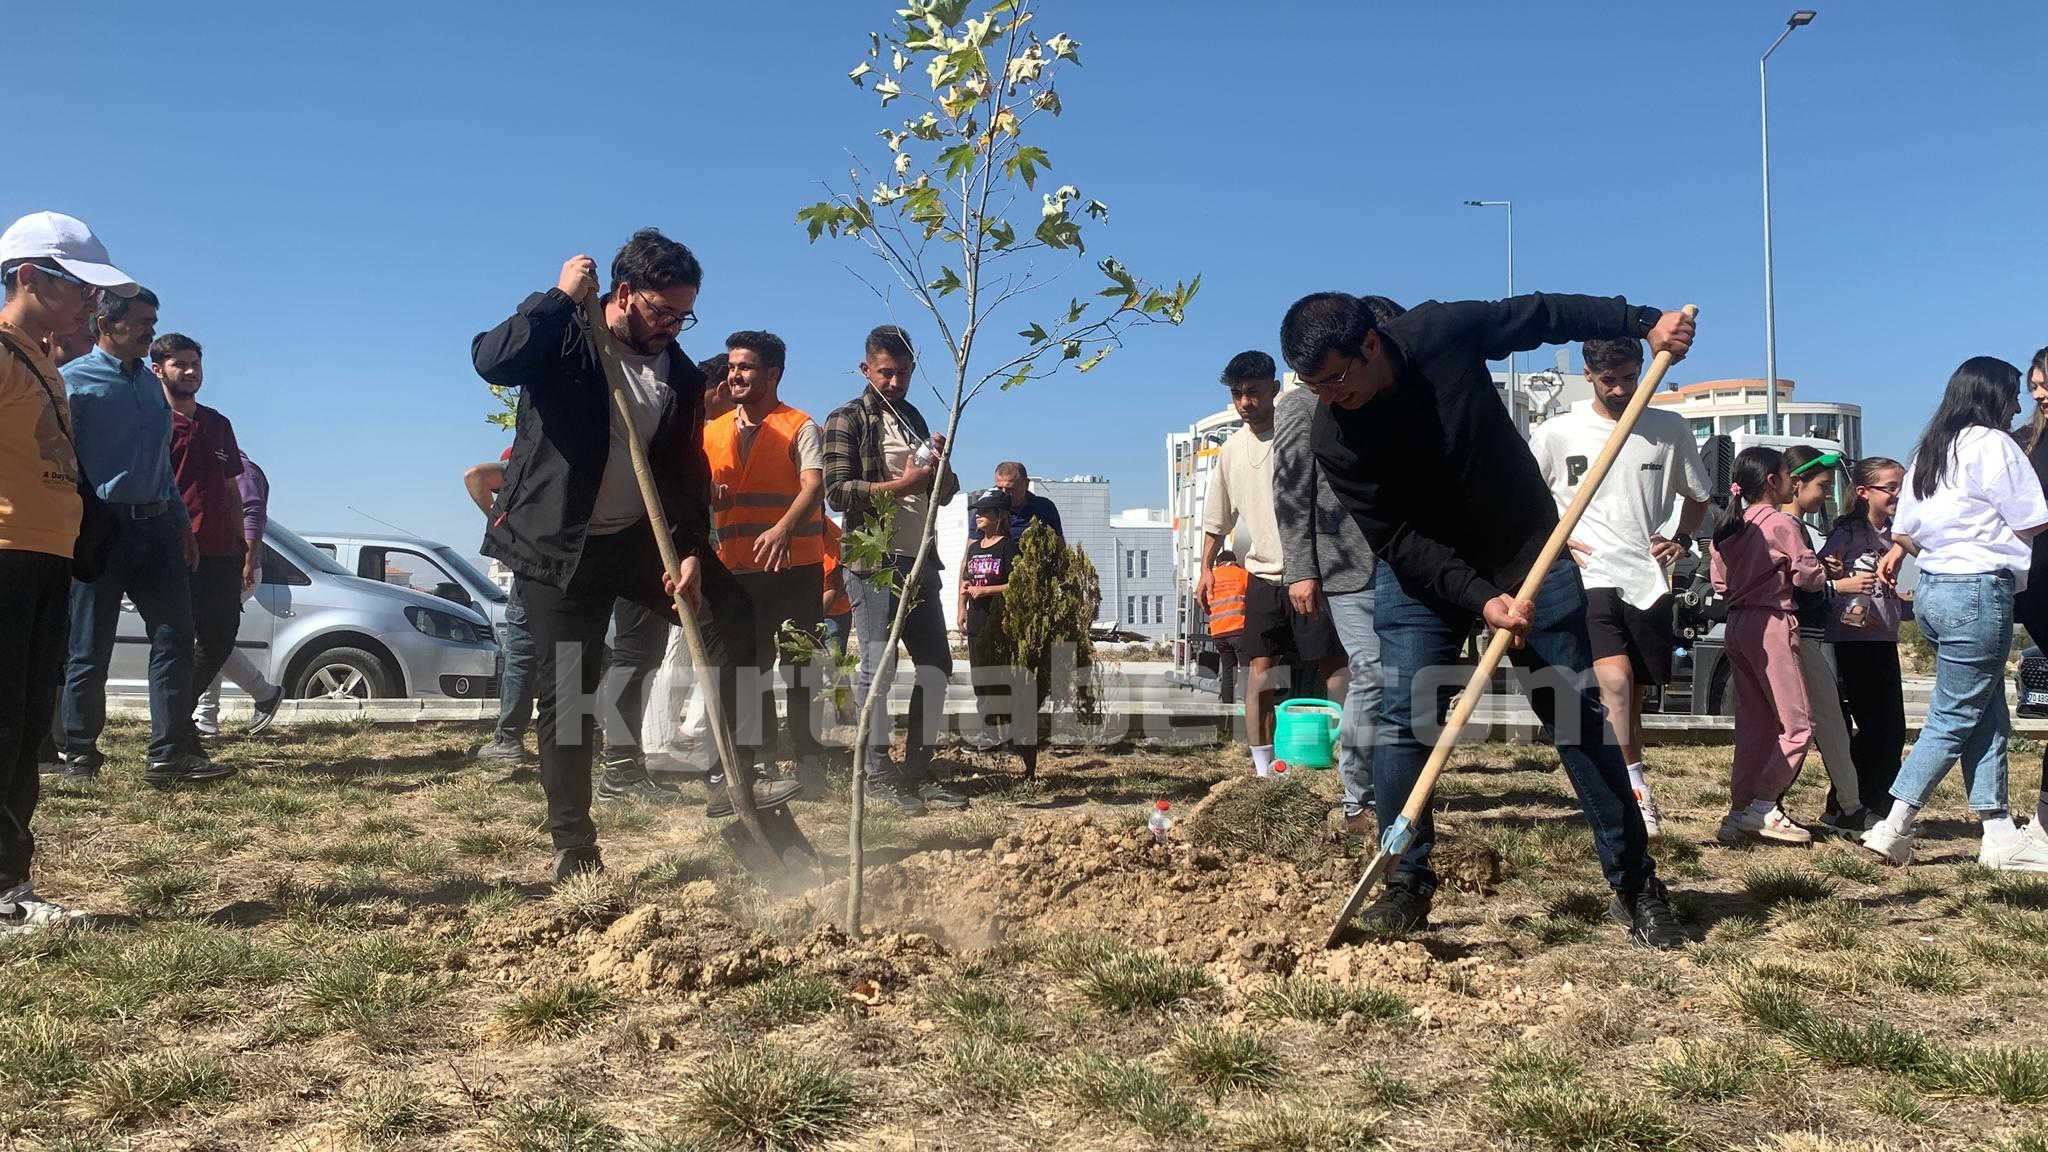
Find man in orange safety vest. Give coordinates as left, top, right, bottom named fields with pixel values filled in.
left=705, top=330, right=828, bottom=791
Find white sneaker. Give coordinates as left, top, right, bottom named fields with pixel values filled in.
left=0, top=884, right=87, bottom=934
left=1635, top=789, right=1663, bottom=841
left=1861, top=821, right=1915, bottom=867
left=1716, top=805, right=1813, bottom=845
left=1980, top=831, right=2048, bottom=873
left=2024, top=819, right=2048, bottom=852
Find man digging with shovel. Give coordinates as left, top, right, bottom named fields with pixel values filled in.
left=473, top=230, right=797, bottom=884
left=1288, top=292, right=1694, bottom=950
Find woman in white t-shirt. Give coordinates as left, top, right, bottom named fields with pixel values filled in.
left=1867, top=357, right=2048, bottom=872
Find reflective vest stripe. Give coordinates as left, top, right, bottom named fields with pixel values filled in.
left=717, top=521, right=826, bottom=540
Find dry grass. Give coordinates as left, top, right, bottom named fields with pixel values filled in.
left=13, top=722, right=2046, bottom=1149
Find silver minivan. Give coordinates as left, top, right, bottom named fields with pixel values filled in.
left=299, top=531, right=510, bottom=632
left=109, top=521, right=499, bottom=701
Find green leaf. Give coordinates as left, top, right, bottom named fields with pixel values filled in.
left=1046, top=32, right=1081, bottom=63
left=1084, top=199, right=1109, bottom=222
left=1006, top=50, right=1046, bottom=87
left=1034, top=216, right=1083, bottom=252
left=1060, top=339, right=1082, bottom=360
left=1006, top=144, right=1050, bottom=189
left=987, top=219, right=1016, bottom=248
left=1032, top=89, right=1062, bottom=115
left=926, top=267, right=963, bottom=297
left=938, top=142, right=978, bottom=181
left=795, top=201, right=846, bottom=242
left=1001, top=365, right=1032, bottom=390
left=1017, top=322, right=1050, bottom=344
left=906, top=112, right=945, bottom=141
left=1077, top=347, right=1110, bottom=372
left=1066, top=297, right=1085, bottom=323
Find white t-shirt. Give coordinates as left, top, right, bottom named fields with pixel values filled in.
left=879, top=413, right=929, bottom=560
left=1201, top=424, right=1283, bottom=581
left=587, top=347, right=671, bottom=534
left=1894, top=425, right=2048, bottom=592
left=1529, top=401, right=1713, bottom=610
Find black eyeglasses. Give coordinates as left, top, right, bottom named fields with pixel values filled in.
left=633, top=291, right=697, bottom=332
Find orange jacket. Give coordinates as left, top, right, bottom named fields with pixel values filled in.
left=705, top=403, right=825, bottom=573
left=822, top=519, right=851, bottom=618
left=1207, top=563, right=1248, bottom=636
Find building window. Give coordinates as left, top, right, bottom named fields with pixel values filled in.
left=1153, top=595, right=1164, bottom=624
left=1750, top=414, right=1772, bottom=434
left=1138, top=550, right=1148, bottom=579
left=1126, top=596, right=1136, bottom=624
left=1689, top=418, right=1713, bottom=443
left=1124, top=551, right=1133, bottom=579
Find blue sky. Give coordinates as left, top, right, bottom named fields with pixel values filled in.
left=13, top=0, right=2046, bottom=562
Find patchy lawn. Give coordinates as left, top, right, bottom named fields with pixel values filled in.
left=11, top=720, right=2048, bottom=1151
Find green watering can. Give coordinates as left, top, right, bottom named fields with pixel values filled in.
left=1272, top=698, right=1343, bottom=771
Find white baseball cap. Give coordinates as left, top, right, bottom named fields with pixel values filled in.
left=0, top=211, right=138, bottom=297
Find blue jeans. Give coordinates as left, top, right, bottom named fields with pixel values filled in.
left=62, top=510, right=195, bottom=764
left=846, top=558, right=953, bottom=785
left=1326, top=588, right=1381, bottom=817
left=1890, top=572, right=2014, bottom=813
left=1373, top=557, right=1653, bottom=897
left=494, top=585, right=536, bottom=741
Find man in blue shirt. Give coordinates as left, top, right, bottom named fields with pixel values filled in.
left=58, top=288, right=225, bottom=785
left=976, top=461, right=1062, bottom=542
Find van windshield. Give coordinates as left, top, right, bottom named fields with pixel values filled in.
left=266, top=522, right=353, bottom=577
left=433, top=546, right=509, bottom=603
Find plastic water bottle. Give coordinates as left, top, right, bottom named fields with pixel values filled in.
left=912, top=437, right=939, bottom=469
left=1148, top=801, right=1173, bottom=844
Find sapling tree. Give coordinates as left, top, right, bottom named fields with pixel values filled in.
left=800, top=0, right=1197, bottom=930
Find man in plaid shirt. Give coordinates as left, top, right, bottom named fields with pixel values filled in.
left=823, top=325, right=962, bottom=816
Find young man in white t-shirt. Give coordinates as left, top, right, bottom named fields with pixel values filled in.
left=1529, top=338, right=1712, bottom=836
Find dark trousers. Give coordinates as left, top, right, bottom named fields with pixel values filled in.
left=1216, top=639, right=1239, bottom=705
left=189, top=554, right=243, bottom=700
left=2016, top=587, right=2048, bottom=796
left=62, top=510, right=195, bottom=764
left=1834, top=640, right=1905, bottom=809
left=968, top=623, right=1038, bottom=769
left=600, top=599, right=670, bottom=756
left=1374, top=557, right=1654, bottom=898
left=518, top=525, right=753, bottom=852
left=494, top=585, right=536, bottom=741
left=736, top=563, right=825, bottom=762
left=0, top=550, right=69, bottom=889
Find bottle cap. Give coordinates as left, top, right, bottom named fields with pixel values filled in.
left=1155, top=800, right=1169, bottom=810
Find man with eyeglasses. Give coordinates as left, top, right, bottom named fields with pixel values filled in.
left=60, top=281, right=231, bottom=787
left=473, top=228, right=786, bottom=884
left=1287, top=291, right=1695, bottom=950
left=1198, top=351, right=1337, bottom=779
left=1528, top=338, right=1713, bottom=841
left=0, top=209, right=140, bottom=929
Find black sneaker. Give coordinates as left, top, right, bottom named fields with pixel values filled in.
left=595, top=759, right=683, bottom=804
left=551, top=846, right=604, bottom=883
left=246, top=687, right=286, bottom=736
left=1609, top=879, right=1687, bottom=950
left=703, top=776, right=804, bottom=819
left=58, top=752, right=103, bottom=786
left=144, top=752, right=235, bottom=788
left=477, top=735, right=536, bottom=765
left=867, top=779, right=928, bottom=817
left=1817, top=805, right=1876, bottom=836
left=916, top=781, right=971, bottom=811
left=1355, top=878, right=1433, bottom=939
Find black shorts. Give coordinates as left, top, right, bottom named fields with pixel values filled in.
left=1584, top=587, right=1676, bottom=686
left=1234, top=576, right=1342, bottom=665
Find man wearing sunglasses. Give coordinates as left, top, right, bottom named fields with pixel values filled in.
left=1286, top=290, right=1695, bottom=950
left=473, top=228, right=782, bottom=884
left=0, top=210, right=140, bottom=930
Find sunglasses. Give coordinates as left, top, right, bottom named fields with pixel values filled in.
left=18, top=263, right=100, bottom=302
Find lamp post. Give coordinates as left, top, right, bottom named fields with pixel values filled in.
left=1761, top=10, right=1815, bottom=437
left=1463, top=199, right=1515, bottom=424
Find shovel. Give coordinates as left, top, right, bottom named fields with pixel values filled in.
left=581, top=294, right=815, bottom=875
left=1324, top=305, right=1697, bottom=948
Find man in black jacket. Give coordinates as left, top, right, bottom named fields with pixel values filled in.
left=1286, top=292, right=1694, bottom=949
left=472, top=229, right=793, bottom=882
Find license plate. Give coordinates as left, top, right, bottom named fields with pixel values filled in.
left=2027, top=691, right=2048, bottom=706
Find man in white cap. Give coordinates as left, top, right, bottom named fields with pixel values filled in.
left=0, top=210, right=138, bottom=930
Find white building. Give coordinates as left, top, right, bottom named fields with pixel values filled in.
left=483, top=558, right=515, bottom=594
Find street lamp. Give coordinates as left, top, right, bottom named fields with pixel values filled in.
left=1463, top=199, right=1515, bottom=424
left=1761, top=10, right=1815, bottom=438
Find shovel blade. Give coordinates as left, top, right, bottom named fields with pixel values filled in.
left=1323, top=847, right=1399, bottom=949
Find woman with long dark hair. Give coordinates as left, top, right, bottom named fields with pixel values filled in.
left=1711, top=446, right=1825, bottom=844
left=2008, top=346, right=2048, bottom=842
left=1868, top=357, right=2048, bottom=871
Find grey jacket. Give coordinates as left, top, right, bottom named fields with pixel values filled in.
left=1273, top=387, right=1375, bottom=595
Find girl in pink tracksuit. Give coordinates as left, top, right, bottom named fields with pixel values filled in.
left=1711, top=447, right=1829, bottom=845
